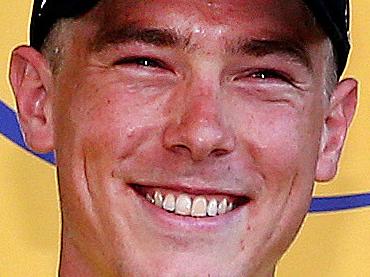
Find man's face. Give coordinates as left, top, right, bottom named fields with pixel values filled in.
left=47, top=0, right=332, bottom=275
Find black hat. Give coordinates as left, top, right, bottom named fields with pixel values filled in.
left=30, top=0, right=99, bottom=50
left=30, top=0, right=351, bottom=76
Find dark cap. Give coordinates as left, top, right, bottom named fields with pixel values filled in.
left=30, top=0, right=351, bottom=76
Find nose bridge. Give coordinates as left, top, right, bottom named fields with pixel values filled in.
left=185, top=81, right=220, bottom=126
left=163, top=76, right=235, bottom=161
left=183, top=61, right=224, bottom=125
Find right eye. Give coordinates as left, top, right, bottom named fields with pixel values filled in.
left=113, top=56, right=166, bottom=69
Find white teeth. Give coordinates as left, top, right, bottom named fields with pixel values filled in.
left=227, top=202, right=233, bottom=212
left=191, top=196, right=207, bottom=217
left=175, top=194, right=192, bottom=216
left=162, top=193, right=176, bottom=212
left=154, top=191, right=163, bottom=207
left=217, top=198, right=228, bottom=215
left=207, top=198, right=218, bottom=217
left=145, top=191, right=235, bottom=217
left=146, top=193, right=154, bottom=204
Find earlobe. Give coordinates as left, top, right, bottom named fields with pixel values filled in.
left=9, top=46, right=55, bottom=153
left=315, top=78, right=358, bottom=182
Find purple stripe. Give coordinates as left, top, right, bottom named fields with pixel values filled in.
left=0, top=100, right=55, bottom=164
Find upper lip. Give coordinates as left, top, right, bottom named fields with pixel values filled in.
left=128, top=180, right=256, bottom=200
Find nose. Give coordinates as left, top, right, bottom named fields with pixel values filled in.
left=163, top=85, right=235, bottom=161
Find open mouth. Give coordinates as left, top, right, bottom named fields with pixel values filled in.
left=131, top=184, right=250, bottom=218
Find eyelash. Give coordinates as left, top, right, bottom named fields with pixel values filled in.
left=238, top=69, right=292, bottom=83
left=113, top=56, right=166, bottom=69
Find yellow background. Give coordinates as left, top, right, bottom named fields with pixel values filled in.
left=0, top=1, right=369, bottom=276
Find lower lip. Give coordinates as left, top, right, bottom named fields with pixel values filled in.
left=136, top=189, right=248, bottom=232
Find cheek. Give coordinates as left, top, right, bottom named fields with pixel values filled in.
left=235, top=103, right=323, bottom=185
left=53, top=80, right=168, bottom=162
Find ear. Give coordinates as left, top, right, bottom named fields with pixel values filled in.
left=9, top=46, right=55, bottom=153
left=315, top=78, right=358, bottom=182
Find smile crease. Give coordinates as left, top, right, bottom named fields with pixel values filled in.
left=145, top=191, right=234, bottom=217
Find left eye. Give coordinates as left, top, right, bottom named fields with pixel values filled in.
left=233, top=69, right=292, bottom=84
left=249, top=70, right=290, bottom=82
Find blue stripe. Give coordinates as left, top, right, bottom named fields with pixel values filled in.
left=0, top=100, right=55, bottom=164
left=1, top=100, right=370, bottom=213
left=309, top=193, right=370, bottom=213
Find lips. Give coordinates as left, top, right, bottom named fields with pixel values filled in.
left=131, top=184, right=250, bottom=218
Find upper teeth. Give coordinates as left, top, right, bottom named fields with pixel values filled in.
left=163, top=193, right=176, bottom=212
left=145, top=191, right=235, bottom=217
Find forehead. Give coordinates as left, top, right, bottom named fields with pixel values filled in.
left=91, top=0, right=322, bottom=43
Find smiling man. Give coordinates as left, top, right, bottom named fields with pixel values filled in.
left=9, top=0, right=357, bottom=276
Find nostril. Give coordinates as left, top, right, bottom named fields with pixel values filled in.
left=170, top=144, right=191, bottom=154
left=163, top=112, right=236, bottom=161
left=212, top=149, right=231, bottom=157
left=163, top=125, right=235, bottom=161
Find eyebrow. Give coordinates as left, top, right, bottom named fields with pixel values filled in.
left=91, top=25, right=191, bottom=52
left=91, top=25, right=312, bottom=71
left=229, top=38, right=312, bottom=71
